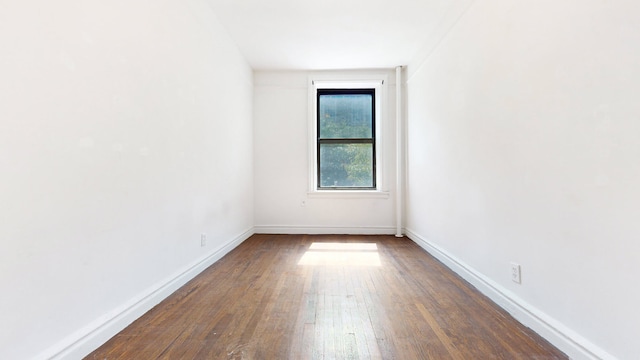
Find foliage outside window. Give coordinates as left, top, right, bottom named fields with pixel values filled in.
left=317, top=89, right=376, bottom=189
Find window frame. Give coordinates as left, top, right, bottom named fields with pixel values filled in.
left=316, top=88, right=376, bottom=190
left=308, top=75, right=388, bottom=198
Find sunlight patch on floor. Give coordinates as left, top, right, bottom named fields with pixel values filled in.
left=298, top=242, right=381, bottom=266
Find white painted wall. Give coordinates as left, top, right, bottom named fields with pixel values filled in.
left=406, top=0, right=640, bottom=359
left=253, top=71, right=397, bottom=234
left=0, top=1, right=253, bottom=358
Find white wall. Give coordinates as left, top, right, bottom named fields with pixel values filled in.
left=406, top=0, right=640, bottom=359
left=253, top=71, right=397, bottom=234
left=0, top=0, right=254, bottom=358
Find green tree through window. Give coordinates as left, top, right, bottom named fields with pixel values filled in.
left=317, top=89, right=375, bottom=189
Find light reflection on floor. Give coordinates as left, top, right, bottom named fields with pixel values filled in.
left=298, top=242, right=381, bottom=266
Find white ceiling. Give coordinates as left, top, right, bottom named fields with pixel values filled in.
left=206, top=0, right=467, bottom=70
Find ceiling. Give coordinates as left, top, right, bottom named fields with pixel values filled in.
left=206, top=0, right=468, bottom=70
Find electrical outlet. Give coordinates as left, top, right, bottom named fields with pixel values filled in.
left=510, top=262, right=521, bottom=284
left=201, top=233, right=207, bottom=247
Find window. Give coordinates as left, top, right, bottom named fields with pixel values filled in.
left=308, top=76, right=387, bottom=197
left=317, top=89, right=376, bottom=189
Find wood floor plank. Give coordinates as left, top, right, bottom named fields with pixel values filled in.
left=86, top=234, right=567, bottom=360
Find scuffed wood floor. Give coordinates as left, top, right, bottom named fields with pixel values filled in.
left=87, top=234, right=567, bottom=359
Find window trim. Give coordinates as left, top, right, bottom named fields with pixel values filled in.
left=308, top=75, right=389, bottom=198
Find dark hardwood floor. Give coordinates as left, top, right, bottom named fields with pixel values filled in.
left=87, top=234, right=567, bottom=359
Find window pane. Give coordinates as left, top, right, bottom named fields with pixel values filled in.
left=319, top=94, right=372, bottom=139
left=319, top=143, right=373, bottom=188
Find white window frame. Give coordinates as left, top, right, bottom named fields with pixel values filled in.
left=307, top=74, right=389, bottom=199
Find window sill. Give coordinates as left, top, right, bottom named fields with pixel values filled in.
left=307, top=190, right=390, bottom=199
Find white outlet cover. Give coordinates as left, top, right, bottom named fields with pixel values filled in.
left=510, top=262, right=521, bottom=284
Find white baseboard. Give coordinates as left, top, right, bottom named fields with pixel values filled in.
left=39, top=227, right=254, bottom=360
left=404, top=228, right=613, bottom=360
left=254, top=225, right=396, bottom=235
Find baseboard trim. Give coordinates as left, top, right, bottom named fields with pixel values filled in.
left=404, top=228, right=613, bottom=360
left=254, top=225, right=396, bottom=235
left=40, top=227, right=255, bottom=360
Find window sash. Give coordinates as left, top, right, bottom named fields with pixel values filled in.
left=317, top=89, right=376, bottom=190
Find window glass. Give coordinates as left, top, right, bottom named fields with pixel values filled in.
left=319, top=94, right=373, bottom=139
left=319, top=143, right=373, bottom=188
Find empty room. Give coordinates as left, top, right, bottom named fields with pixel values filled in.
left=1, top=0, right=638, bottom=359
